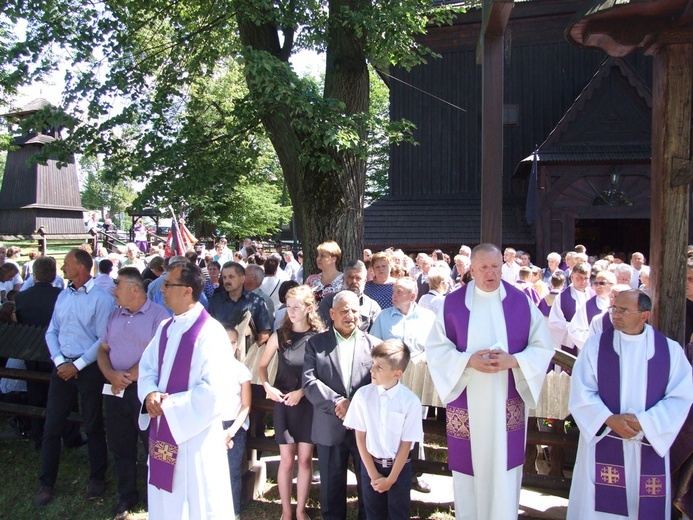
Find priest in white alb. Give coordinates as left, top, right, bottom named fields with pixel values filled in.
left=426, top=243, right=554, bottom=519
left=138, top=260, right=235, bottom=519
left=567, top=290, right=693, bottom=519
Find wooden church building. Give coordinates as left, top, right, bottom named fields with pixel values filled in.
left=364, top=0, right=661, bottom=258
left=0, top=98, right=87, bottom=241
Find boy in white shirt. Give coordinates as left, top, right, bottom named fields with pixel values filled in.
left=221, top=325, right=252, bottom=520
left=343, top=339, right=424, bottom=520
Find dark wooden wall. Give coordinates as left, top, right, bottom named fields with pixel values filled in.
left=388, top=0, right=653, bottom=201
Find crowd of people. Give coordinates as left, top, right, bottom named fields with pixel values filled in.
left=0, top=238, right=692, bottom=520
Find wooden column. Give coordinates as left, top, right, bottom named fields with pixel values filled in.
left=649, top=42, right=693, bottom=345
left=478, top=0, right=513, bottom=245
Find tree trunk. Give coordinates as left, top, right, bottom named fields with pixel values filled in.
left=235, top=0, right=370, bottom=277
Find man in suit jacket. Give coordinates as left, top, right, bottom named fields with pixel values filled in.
left=14, top=256, right=83, bottom=450
left=303, top=290, right=379, bottom=520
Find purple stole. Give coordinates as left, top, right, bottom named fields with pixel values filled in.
left=559, top=287, right=594, bottom=355
left=443, top=280, right=530, bottom=475
left=595, top=327, right=669, bottom=518
left=148, top=309, right=210, bottom=492
left=538, top=291, right=559, bottom=317
left=585, top=296, right=602, bottom=325
left=602, top=312, right=613, bottom=332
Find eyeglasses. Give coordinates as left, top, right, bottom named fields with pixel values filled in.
left=163, top=281, right=188, bottom=288
left=608, top=306, right=644, bottom=316
left=113, top=280, right=139, bottom=286
left=594, top=281, right=613, bottom=286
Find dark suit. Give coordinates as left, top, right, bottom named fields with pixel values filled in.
left=416, top=273, right=429, bottom=302
left=15, top=282, right=81, bottom=449
left=303, top=328, right=378, bottom=520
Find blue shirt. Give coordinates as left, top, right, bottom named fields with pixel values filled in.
left=45, top=278, right=116, bottom=370
left=370, top=303, right=436, bottom=356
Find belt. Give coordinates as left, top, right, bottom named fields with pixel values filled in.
left=372, top=456, right=410, bottom=468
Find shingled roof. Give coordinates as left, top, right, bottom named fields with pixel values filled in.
left=364, top=195, right=534, bottom=251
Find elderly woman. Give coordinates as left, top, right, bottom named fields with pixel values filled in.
left=122, top=243, right=145, bottom=272
left=363, top=251, right=395, bottom=309
left=451, top=254, right=471, bottom=288
left=305, top=241, right=343, bottom=302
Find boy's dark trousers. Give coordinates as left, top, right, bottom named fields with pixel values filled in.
left=361, top=457, right=412, bottom=520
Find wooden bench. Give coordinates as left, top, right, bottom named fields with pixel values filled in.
left=0, top=322, right=85, bottom=423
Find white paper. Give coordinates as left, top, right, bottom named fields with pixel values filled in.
left=103, top=383, right=124, bottom=398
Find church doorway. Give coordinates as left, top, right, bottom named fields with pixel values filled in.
left=574, top=218, right=650, bottom=259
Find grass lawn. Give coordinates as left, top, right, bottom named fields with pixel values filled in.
left=0, top=414, right=455, bottom=519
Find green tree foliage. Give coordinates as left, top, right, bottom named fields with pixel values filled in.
left=0, top=0, right=460, bottom=272
left=79, top=155, right=136, bottom=228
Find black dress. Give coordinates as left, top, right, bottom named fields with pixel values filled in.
left=273, top=329, right=317, bottom=444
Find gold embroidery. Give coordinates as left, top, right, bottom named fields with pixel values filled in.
left=447, top=405, right=470, bottom=440
left=644, top=477, right=663, bottom=496
left=600, top=466, right=621, bottom=485
left=149, top=439, right=178, bottom=465
left=506, top=397, right=525, bottom=432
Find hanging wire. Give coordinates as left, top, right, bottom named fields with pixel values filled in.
left=375, top=67, right=467, bottom=113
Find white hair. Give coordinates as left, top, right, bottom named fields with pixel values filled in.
left=332, top=290, right=359, bottom=308
left=547, top=252, right=561, bottom=262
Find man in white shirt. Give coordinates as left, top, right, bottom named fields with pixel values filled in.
left=629, top=252, right=646, bottom=289
left=501, top=247, right=521, bottom=284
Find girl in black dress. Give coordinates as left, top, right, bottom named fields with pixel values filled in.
left=258, top=285, right=325, bottom=520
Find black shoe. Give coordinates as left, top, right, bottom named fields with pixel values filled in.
left=64, top=435, right=87, bottom=449
left=34, top=486, right=53, bottom=508
left=411, top=476, right=431, bottom=493
left=113, top=498, right=137, bottom=517
left=87, top=479, right=106, bottom=499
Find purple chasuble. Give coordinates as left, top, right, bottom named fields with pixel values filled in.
left=595, top=327, right=669, bottom=518
left=443, top=280, right=530, bottom=475
left=148, top=309, right=210, bottom=493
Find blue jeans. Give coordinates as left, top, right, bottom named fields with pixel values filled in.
left=225, top=425, right=247, bottom=516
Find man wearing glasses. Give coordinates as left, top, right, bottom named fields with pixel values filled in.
left=568, top=290, right=693, bottom=519
left=138, top=260, right=236, bottom=518
left=97, top=267, right=169, bottom=518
